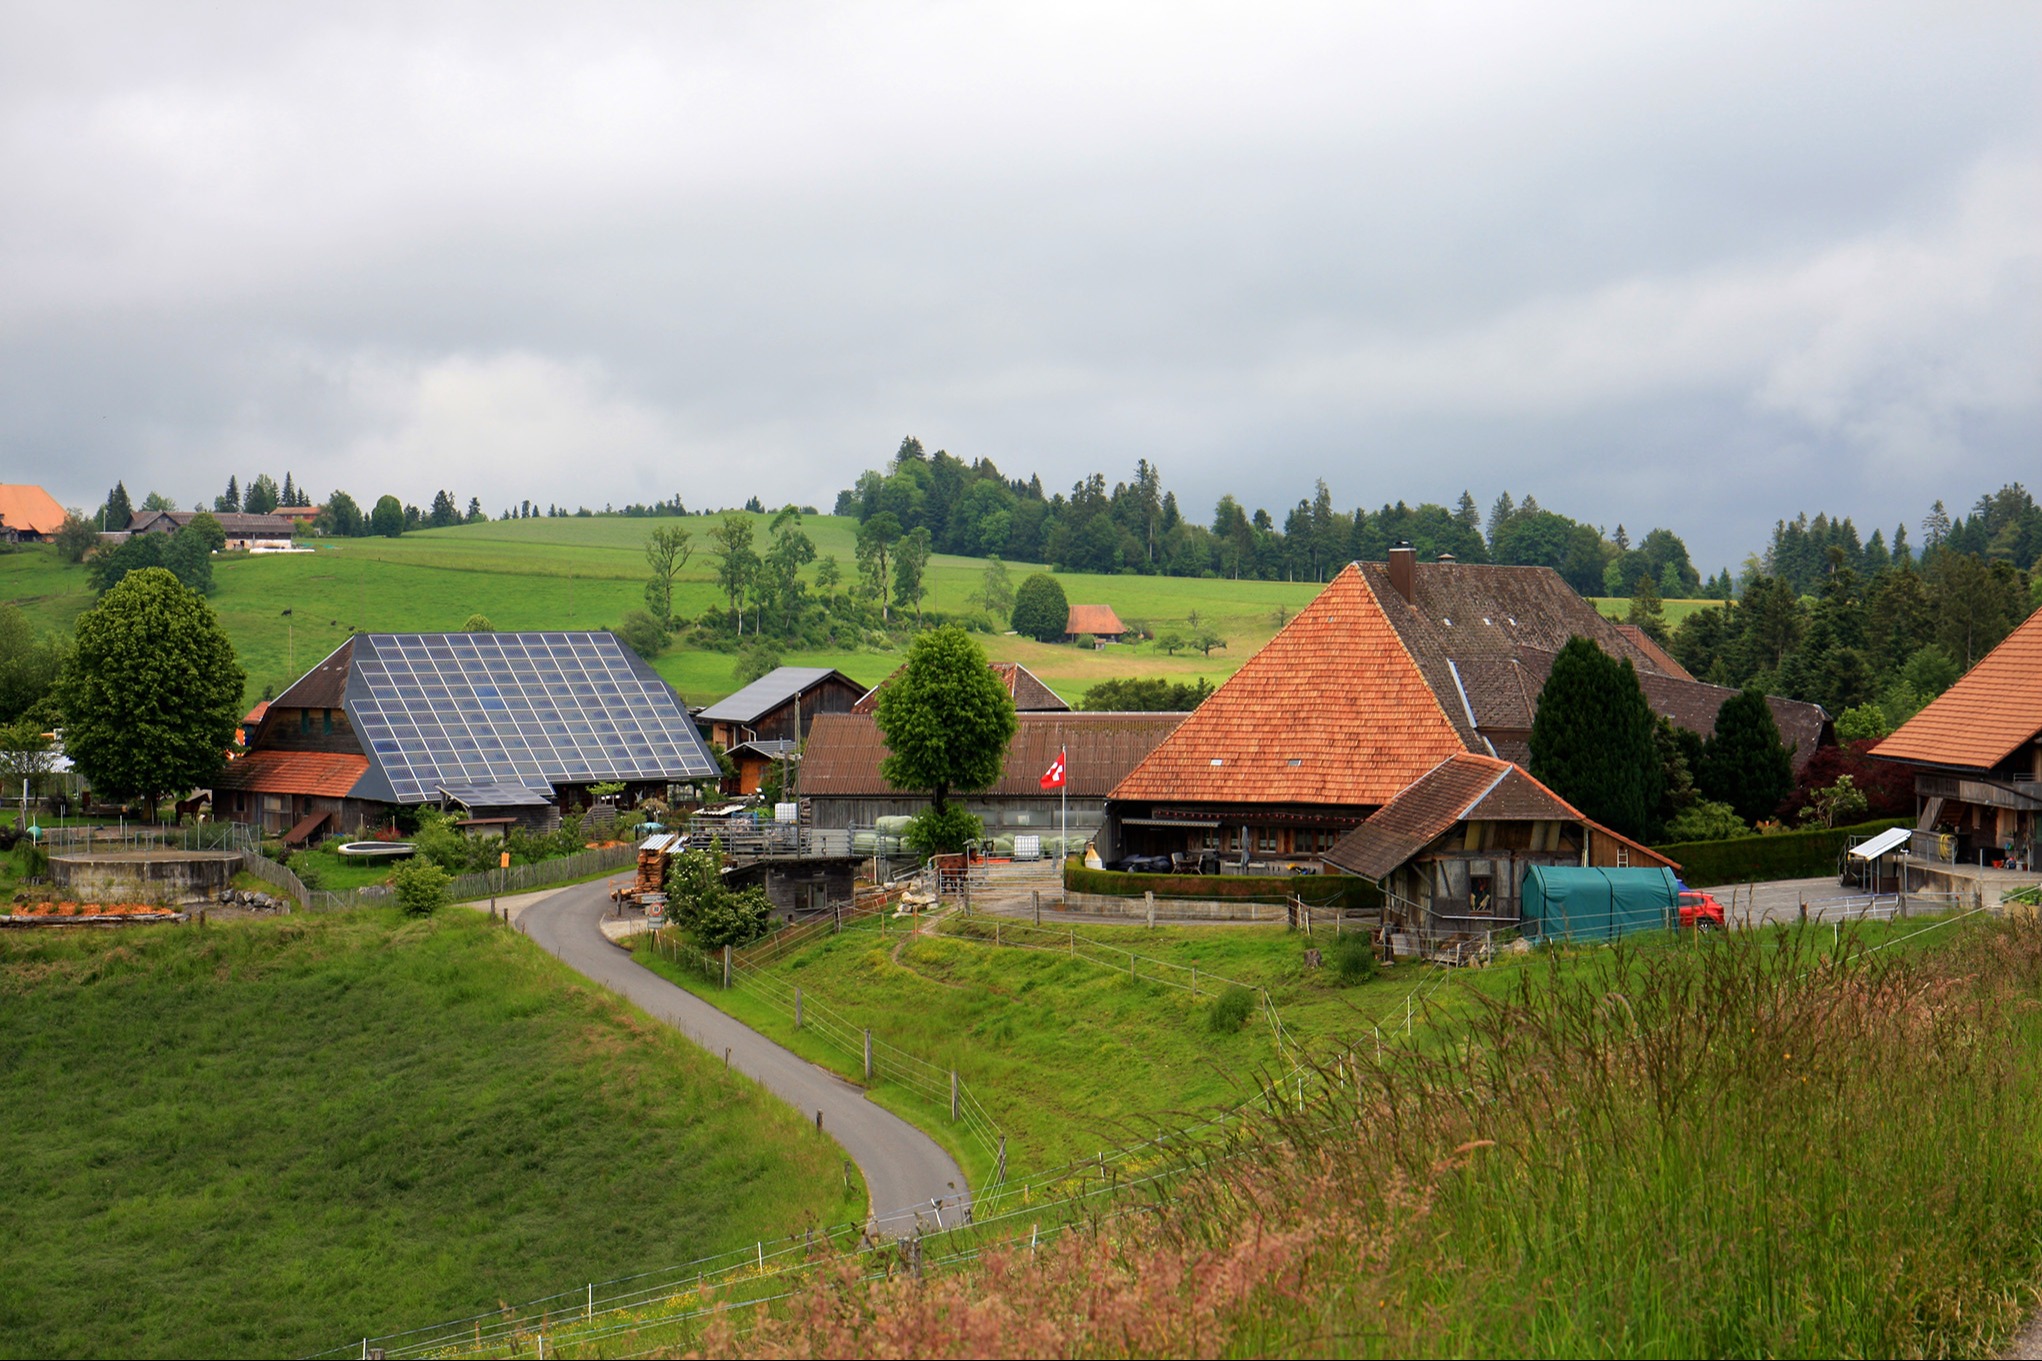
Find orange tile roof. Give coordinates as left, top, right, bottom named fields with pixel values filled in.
left=1064, top=604, right=1127, bottom=636
left=1110, top=564, right=1472, bottom=807
left=1874, top=607, right=2042, bottom=770
left=212, top=749, right=370, bottom=798
left=0, top=484, right=67, bottom=536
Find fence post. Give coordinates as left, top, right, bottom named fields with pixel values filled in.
left=863, top=1028, right=873, bottom=1081
left=795, top=986, right=803, bottom=1029
left=950, top=1070, right=959, bottom=1121
left=962, top=875, right=971, bottom=916
left=1070, top=927, right=1076, bottom=958
left=1032, top=888, right=1041, bottom=924
left=722, top=945, right=732, bottom=989
left=997, top=1135, right=1007, bottom=1183
left=1145, top=890, right=1154, bottom=928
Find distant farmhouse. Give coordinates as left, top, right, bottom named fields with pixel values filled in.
left=214, top=632, right=719, bottom=842
left=696, top=666, right=867, bottom=796
left=1102, top=547, right=1830, bottom=870
left=0, top=484, right=67, bottom=542
left=128, top=509, right=296, bottom=551
left=1064, top=604, right=1127, bottom=643
left=1875, top=605, right=2042, bottom=871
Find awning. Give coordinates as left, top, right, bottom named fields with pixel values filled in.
left=1847, top=825, right=1911, bottom=860
left=1119, top=816, right=1221, bottom=829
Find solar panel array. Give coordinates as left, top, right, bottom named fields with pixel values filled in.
left=346, top=632, right=717, bottom=804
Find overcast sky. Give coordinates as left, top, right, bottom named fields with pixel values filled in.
left=2, top=2, right=2036, bottom=569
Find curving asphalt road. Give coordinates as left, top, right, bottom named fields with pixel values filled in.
left=518, top=879, right=969, bottom=1236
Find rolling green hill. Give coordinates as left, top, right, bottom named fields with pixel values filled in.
left=2, top=518, right=1721, bottom=709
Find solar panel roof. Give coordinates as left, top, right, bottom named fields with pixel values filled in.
left=339, top=632, right=719, bottom=804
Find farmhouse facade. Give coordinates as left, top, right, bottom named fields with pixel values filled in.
left=1873, top=606, right=2042, bottom=871
left=1103, top=549, right=1829, bottom=869
left=213, top=632, right=719, bottom=841
left=127, top=509, right=296, bottom=551
left=696, top=667, right=866, bottom=750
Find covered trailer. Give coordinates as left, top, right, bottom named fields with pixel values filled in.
left=1520, top=866, right=1682, bottom=942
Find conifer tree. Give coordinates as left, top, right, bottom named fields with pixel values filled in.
left=1698, top=689, right=1794, bottom=825
left=1528, top=637, right=1662, bottom=841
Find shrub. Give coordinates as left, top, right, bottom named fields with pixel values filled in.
left=1207, top=984, right=1256, bottom=1034
left=696, top=886, right=773, bottom=949
left=904, top=804, right=983, bottom=855
left=1662, top=799, right=1745, bottom=843
left=391, top=857, right=450, bottom=917
left=1656, top=817, right=1906, bottom=887
left=1329, top=932, right=1378, bottom=985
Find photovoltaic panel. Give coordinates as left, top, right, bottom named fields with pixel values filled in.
left=342, top=632, right=719, bottom=804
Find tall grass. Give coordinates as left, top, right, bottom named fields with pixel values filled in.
left=687, top=918, right=2042, bottom=1358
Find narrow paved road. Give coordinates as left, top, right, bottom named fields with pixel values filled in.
left=518, top=879, right=969, bottom=1236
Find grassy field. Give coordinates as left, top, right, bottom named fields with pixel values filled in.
left=0, top=908, right=862, bottom=1359
left=632, top=910, right=1961, bottom=1182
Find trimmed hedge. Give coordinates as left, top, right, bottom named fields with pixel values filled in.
left=1654, top=818, right=1909, bottom=888
left=1063, top=859, right=1382, bottom=912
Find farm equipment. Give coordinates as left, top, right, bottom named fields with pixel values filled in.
left=612, top=832, right=680, bottom=913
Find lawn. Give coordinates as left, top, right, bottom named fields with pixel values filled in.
left=0, top=908, right=862, bottom=1359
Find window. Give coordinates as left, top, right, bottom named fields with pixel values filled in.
left=299, top=709, right=312, bottom=733
left=1257, top=827, right=1279, bottom=852
left=1471, top=874, right=1495, bottom=915
left=322, top=709, right=335, bottom=735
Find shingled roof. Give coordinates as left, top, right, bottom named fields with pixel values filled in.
left=213, top=750, right=371, bottom=799
left=1323, top=754, right=1580, bottom=879
left=803, top=710, right=1184, bottom=800
left=1110, top=564, right=1472, bottom=808
left=1874, top=607, right=2042, bottom=771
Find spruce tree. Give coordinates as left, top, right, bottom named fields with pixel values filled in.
left=102, top=481, right=132, bottom=531
left=1698, top=689, right=1795, bottom=825
left=1528, top=637, right=1662, bottom=841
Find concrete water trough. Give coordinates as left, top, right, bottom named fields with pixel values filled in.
left=49, top=849, right=241, bottom=901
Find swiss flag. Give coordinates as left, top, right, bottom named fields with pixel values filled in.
left=1040, top=748, right=1067, bottom=790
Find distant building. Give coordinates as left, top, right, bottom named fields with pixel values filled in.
left=0, top=484, right=67, bottom=542
left=1064, top=604, right=1127, bottom=642
left=213, top=632, right=719, bottom=843
left=696, top=667, right=867, bottom=751
left=1874, top=607, right=2042, bottom=871
left=127, top=509, right=295, bottom=551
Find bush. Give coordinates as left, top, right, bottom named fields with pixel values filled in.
left=696, top=886, right=773, bottom=949
left=1207, top=984, right=1256, bottom=1034
left=1329, top=932, right=1378, bottom=985
left=1661, top=799, right=1746, bottom=842
left=15, top=838, right=50, bottom=880
left=904, top=804, right=983, bottom=855
left=391, top=857, right=450, bottom=917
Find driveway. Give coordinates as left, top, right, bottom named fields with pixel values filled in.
left=515, top=878, right=970, bottom=1237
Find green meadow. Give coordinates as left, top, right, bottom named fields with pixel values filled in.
left=3, top=518, right=1718, bottom=710
left=0, top=909, right=860, bottom=1359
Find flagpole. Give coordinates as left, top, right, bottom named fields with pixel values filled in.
left=1060, top=745, right=1067, bottom=866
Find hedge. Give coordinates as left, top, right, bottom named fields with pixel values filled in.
left=1062, top=859, right=1382, bottom=912
left=1654, top=818, right=1909, bottom=888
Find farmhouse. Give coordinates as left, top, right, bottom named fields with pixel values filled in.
left=1103, top=548, right=1829, bottom=869
left=127, top=509, right=295, bottom=551
left=852, top=660, right=1070, bottom=714
left=1873, top=605, right=2042, bottom=872
left=798, top=710, right=1185, bottom=841
left=697, top=666, right=866, bottom=750
left=213, top=631, right=719, bottom=841
left=1064, top=604, right=1127, bottom=643
left=0, top=484, right=67, bottom=542
left=1323, top=752, right=1675, bottom=937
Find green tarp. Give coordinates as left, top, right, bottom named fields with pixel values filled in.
left=1520, top=866, right=1681, bottom=942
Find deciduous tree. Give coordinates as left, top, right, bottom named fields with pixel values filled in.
left=1010, top=573, right=1068, bottom=642
left=642, top=523, right=695, bottom=623
left=874, top=626, right=1017, bottom=825
left=56, top=568, right=245, bottom=818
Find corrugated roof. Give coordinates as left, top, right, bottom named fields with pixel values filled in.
left=1110, top=564, right=1471, bottom=807
left=436, top=780, right=553, bottom=808
left=212, top=750, right=371, bottom=798
left=1874, top=607, right=2042, bottom=770
left=853, top=661, right=1070, bottom=714
left=0, top=484, right=67, bottom=536
left=1323, top=754, right=1582, bottom=879
left=698, top=667, right=862, bottom=724
left=801, top=710, right=1184, bottom=800
left=1065, top=604, right=1127, bottom=636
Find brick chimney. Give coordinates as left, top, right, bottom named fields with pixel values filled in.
left=1388, top=541, right=1416, bottom=603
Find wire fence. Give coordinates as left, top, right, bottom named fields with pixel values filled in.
left=302, top=845, right=640, bottom=912
left=25, top=820, right=264, bottom=854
